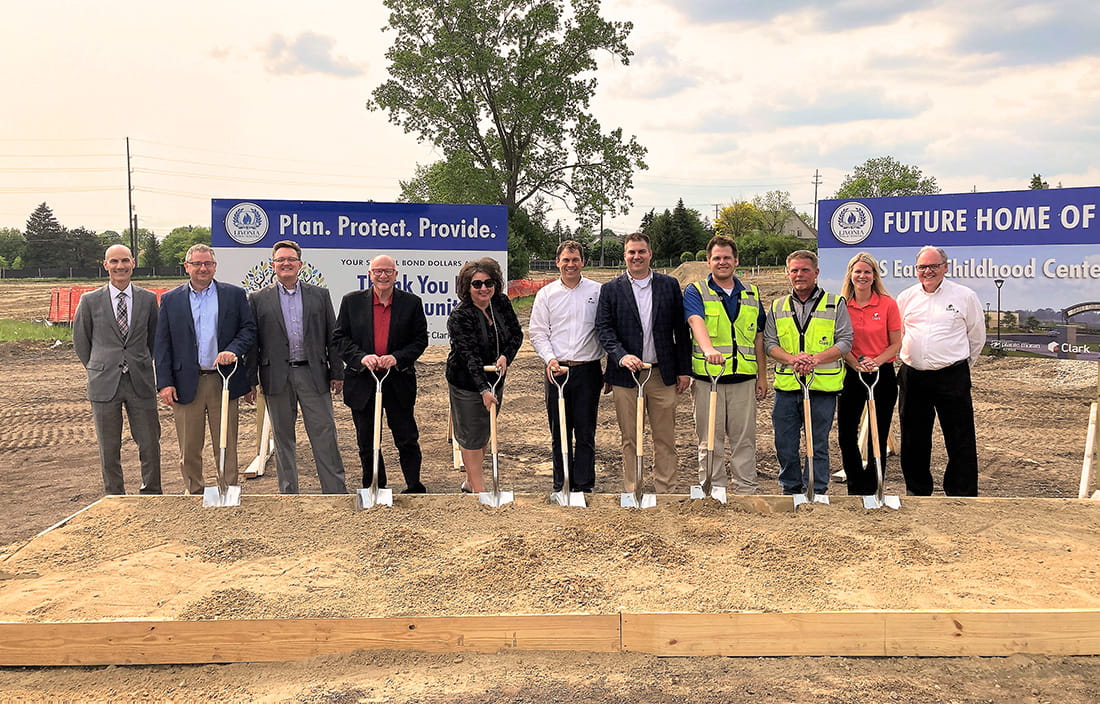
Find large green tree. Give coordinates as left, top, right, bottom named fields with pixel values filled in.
left=0, top=227, right=25, bottom=265
left=752, top=190, right=794, bottom=236
left=23, top=202, right=67, bottom=268
left=162, top=225, right=211, bottom=266
left=714, top=202, right=762, bottom=239
left=398, top=152, right=500, bottom=206
left=834, top=156, right=940, bottom=199
left=140, top=231, right=164, bottom=268
left=68, top=226, right=102, bottom=268
left=369, top=0, right=647, bottom=225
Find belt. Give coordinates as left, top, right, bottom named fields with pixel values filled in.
left=558, top=359, right=599, bottom=366
left=199, top=369, right=218, bottom=375
left=289, top=360, right=310, bottom=367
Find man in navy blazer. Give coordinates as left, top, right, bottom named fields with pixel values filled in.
left=333, top=254, right=429, bottom=493
left=595, top=232, right=691, bottom=494
left=155, top=244, right=256, bottom=494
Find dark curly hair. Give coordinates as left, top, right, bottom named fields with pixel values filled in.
left=456, top=257, right=505, bottom=305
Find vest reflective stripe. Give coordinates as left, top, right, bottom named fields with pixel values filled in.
left=690, top=280, right=760, bottom=377
left=772, top=292, right=845, bottom=392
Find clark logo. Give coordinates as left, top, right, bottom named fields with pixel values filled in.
left=830, top=202, right=874, bottom=245
left=225, top=202, right=269, bottom=245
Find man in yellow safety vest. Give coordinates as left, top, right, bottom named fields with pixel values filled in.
left=764, top=249, right=853, bottom=495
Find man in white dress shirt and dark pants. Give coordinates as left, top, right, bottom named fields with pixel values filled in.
left=528, top=240, right=604, bottom=493
left=896, top=245, right=986, bottom=496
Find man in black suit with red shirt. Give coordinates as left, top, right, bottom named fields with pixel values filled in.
left=333, top=254, right=429, bottom=493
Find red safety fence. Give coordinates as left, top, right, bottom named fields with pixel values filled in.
left=49, top=287, right=171, bottom=323
left=507, top=279, right=552, bottom=299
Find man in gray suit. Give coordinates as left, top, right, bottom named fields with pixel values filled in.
left=247, top=240, right=347, bottom=494
left=73, top=244, right=162, bottom=495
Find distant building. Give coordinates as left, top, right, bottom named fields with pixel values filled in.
left=780, top=212, right=817, bottom=241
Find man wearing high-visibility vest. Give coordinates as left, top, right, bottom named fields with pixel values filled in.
left=764, top=250, right=853, bottom=496
left=684, top=235, right=768, bottom=494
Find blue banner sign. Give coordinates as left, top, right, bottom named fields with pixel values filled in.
left=211, top=199, right=509, bottom=345
left=819, top=187, right=1100, bottom=361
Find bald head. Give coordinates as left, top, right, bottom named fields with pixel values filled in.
left=368, top=255, right=398, bottom=300
left=103, top=244, right=135, bottom=288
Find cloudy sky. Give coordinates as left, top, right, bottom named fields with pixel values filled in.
left=2, top=0, right=1098, bottom=238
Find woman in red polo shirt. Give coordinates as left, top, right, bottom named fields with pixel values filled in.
left=838, top=252, right=901, bottom=496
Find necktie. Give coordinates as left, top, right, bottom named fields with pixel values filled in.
left=116, top=292, right=129, bottom=337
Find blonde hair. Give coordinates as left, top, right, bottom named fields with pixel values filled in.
left=840, top=251, right=890, bottom=300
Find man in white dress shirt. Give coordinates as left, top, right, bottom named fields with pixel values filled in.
left=896, top=245, right=986, bottom=496
left=528, top=240, right=604, bottom=493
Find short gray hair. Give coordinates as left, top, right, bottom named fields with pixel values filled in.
left=185, top=243, right=215, bottom=261
left=916, top=245, right=947, bottom=264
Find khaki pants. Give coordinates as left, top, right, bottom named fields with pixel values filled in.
left=612, top=375, right=679, bottom=493
left=173, top=372, right=240, bottom=494
left=693, top=379, right=758, bottom=494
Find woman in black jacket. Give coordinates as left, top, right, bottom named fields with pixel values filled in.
left=446, top=257, right=523, bottom=492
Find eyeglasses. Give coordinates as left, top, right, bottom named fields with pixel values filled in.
left=470, top=279, right=495, bottom=289
left=916, top=263, right=945, bottom=272
left=370, top=268, right=396, bottom=276
left=273, top=257, right=300, bottom=264
left=186, top=260, right=216, bottom=268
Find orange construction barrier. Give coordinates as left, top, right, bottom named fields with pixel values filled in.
left=507, top=279, right=552, bottom=299
left=48, top=286, right=171, bottom=323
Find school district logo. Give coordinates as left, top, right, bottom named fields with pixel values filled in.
left=1048, top=341, right=1060, bottom=353
left=225, top=202, right=269, bottom=245
left=830, top=202, right=873, bottom=245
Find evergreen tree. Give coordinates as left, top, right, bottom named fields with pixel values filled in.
left=23, top=202, right=67, bottom=268
left=1029, top=174, right=1049, bottom=189
left=140, top=232, right=164, bottom=268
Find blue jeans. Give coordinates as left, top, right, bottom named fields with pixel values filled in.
left=773, top=389, right=836, bottom=494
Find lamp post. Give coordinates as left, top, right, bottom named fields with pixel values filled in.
left=994, top=279, right=1005, bottom=347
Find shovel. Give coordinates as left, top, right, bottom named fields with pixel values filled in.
left=858, top=369, right=901, bottom=510
left=448, top=407, right=463, bottom=471
left=793, top=370, right=829, bottom=509
left=478, top=365, right=514, bottom=508
left=244, top=391, right=274, bottom=478
left=621, top=364, right=657, bottom=509
left=357, top=366, right=394, bottom=509
left=690, top=354, right=729, bottom=504
left=203, top=359, right=242, bottom=508
left=549, top=366, right=586, bottom=508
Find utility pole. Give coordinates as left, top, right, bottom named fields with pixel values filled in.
left=126, top=137, right=136, bottom=254
left=812, top=169, right=822, bottom=229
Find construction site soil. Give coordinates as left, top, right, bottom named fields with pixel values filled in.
left=1, top=267, right=1098, bottom=703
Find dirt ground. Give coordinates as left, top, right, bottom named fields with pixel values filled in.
left=1, top=269, right=1099, bottom=702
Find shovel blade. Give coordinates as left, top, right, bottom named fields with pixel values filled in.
left=551, top=491, right=587, bottom=508
left=478, top=490, right=514, bottom=508
left=793, top=492, right=828, bottom=509
left=884, top=494, right=901, bottom=510
left=202, top=485, right=241, bottom=508
left=621, top=492, right=657, bottom=509
left=689, top=485, right=728, bottom=504
left=356, top=487, right=393, bottom=509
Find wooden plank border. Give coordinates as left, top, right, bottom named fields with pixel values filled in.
left=621, top=610, right=1100, bottom=657
left=0, top=614, right=621, bottom=666
left=3, top=610, right=1100, bottom=665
